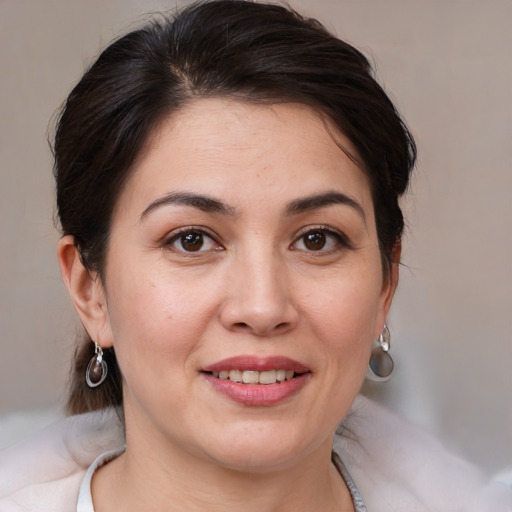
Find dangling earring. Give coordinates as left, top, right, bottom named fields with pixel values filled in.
left=85, top=342, right=108, bottom=388
left=366, top=324, right=394, bottom=382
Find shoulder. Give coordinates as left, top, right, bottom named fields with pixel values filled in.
left=334, top=395, right=512, bottom=512
left=0, top=408, right=124, bottom=512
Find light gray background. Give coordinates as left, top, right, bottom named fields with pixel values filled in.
left=1, top=0, right=511, bottom=474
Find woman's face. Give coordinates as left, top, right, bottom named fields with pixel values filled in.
left=95, top=98, right=397, bottom=470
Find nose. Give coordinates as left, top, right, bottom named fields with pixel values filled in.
left=219, top=249, right=299, bottom=337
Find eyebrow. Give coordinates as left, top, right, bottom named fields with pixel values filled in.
left=285, top=191, right=366, bottom=222
left=140, top=190, right=365, bottom=223
left=140, top=191, right=237, bottom=220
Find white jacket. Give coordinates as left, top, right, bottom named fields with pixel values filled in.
left=1, top=395, right=511, bottom=511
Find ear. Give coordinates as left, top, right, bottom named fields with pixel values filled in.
left=375, top=240, right=401, bottom=337
left=57, top=236, right=113, bottom=348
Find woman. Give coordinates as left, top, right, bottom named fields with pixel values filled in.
left=0, top=1, right=510, bottom=511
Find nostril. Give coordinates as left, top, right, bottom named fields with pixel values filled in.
left=230, top=321, right=289, bottom=335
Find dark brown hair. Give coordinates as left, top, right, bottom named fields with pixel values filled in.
left=53, top=0, right=416, bottom=414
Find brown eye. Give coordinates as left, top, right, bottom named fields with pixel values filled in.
left=303, top=231, right=326, bottom=251
left=167, top=229, right=220, bottom=253
left=291, top=227, right=349, bottom=253
left=180, top=231, right=204, bottom=251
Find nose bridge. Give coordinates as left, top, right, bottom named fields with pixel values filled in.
left=220, top=240, right=297, bottom=336
left=244, top=244, right=283, bottom=303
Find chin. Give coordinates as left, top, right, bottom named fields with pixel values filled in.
left=198, top=423, right=325, bottom=473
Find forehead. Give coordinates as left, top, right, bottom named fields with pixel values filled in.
left=118, top=98, right=373, bottom=218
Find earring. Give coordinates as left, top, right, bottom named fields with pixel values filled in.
left=366, top=324, right=394, bottom=382
left=85, top=342, right=108, bottom=388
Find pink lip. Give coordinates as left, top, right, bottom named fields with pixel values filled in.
left=201, top=355, right=311, bottom=406
left=203, top=373, right=310, bottom=406
left=202, top=355, right=310, bottom=373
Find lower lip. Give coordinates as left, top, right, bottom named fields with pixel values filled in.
left=202, top=373, right=310, bottom=406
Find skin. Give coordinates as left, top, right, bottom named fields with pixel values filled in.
left=58, top=98, right=399, bottom=512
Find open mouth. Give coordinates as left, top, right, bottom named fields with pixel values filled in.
left=204, top=369, right=306, bottom=385
left=201, top=358, right=311, bottom=405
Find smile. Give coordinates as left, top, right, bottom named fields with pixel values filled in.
left=209, top=369, right=296, bottom=384
left=201, top=356, right=311, bottom=405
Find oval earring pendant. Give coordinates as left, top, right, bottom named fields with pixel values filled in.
left=366, top=348, right=394, bottom=382
left=86, top=352, right=108, bottom=388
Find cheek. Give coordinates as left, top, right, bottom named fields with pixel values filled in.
left=300, top=265, right=384, bottom=383
left=295, top=277, right=382, bottom=431
left=304, top=269, right=383, bottom=341
left=103, top=268, right=221, bottom=375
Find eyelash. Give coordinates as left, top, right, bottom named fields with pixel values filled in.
left=163, top=226, right=353, bottom=254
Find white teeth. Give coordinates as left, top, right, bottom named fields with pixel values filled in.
left=259, top=370, right=277, bottom=384
left=242, top=370, right=260, bottom=384
left=276, top=369, right=286, bottom=382
left=229, top=369, right=243, bottom=382
left=212, top=369, right=297, bottom=384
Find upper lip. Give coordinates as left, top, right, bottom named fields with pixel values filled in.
left=201, top=355, right=310, bottom=373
